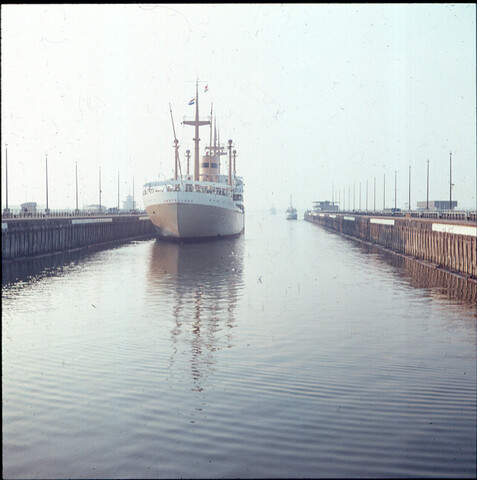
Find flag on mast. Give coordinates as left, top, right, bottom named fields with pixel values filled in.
left=188, top=97, right=195, bottom=105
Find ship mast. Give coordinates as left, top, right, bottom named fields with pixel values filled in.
left=228, top=139, right=233, bottom=186
left=214, top=123, right=218, bottom=174
left=209, top=104, right=213, bottom=173
left=216, top=129, right=227, bottom=175
left=183, top=81, right=210, bottom=181
left=169, top=103, right=182, bottom=181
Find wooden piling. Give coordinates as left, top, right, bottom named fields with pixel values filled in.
left=305, top=212, right=476, bottom=278
left=2, top=215, right=156, bottom=261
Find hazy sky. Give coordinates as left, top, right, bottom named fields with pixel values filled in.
left=2, top=4, right=476, bottom=211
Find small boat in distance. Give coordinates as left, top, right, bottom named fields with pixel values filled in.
left=285, top=196, right=297, bottom=220
left=269, top=204, right=276, bottom=215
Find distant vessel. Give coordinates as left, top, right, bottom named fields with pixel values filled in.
left=285, top=197, right=297, bottom=220
left=269, top=204, right=276, bottom=215
left=143, top=82, right=245, bottom=240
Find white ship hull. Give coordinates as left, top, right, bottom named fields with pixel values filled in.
left=143, top=186, right=244, bottom=240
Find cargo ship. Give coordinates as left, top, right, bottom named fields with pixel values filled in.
left=143, top=82, right=245, bottom=240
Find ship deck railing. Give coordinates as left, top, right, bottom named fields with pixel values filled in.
left=1, top=209, right=145, bottom=220
left=307, top=209, right=476, bottom=222
left=143, top=179, right=238, bottom=197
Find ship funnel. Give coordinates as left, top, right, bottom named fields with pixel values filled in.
left=200, top=153, right=219, bottom=182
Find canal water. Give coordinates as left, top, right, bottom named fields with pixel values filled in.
left=2, top=211, right=476, bottom=478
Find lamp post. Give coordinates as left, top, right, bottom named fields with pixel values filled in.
left=449, top=151, right=453, bottom=210
left=366, top=179, right=368, bottom=211
left=117, top=171, right=120, bottom=210
left=394, top=170, right=397, bottom=210
left=374, top=177, right=376, bottom=211
left=99, top=167, right=102, bottom=213
left=383, top=174, right=386, bottom=211
left=4, top=144, right=10, bottom=215
left=45, top=154, right=50, bottom=215
left=359, top=182, right=361, bottom=211
left=408, top=165, right=411, bottom=211
left=75, top=161, right=79, bottom=213
left=426, top=159, right=429, bottom=210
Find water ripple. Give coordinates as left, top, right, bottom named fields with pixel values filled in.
left=3, top=216, right=476, bottom=478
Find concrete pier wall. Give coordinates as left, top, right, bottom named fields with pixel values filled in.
left=305, top=212, right=476, bottom=278
left=2, top=215, right=155, bottom=260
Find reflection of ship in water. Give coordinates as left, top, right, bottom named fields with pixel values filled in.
left=359, top=242, right=477, bottom=306
left=147, top=238, right=244, bottom=392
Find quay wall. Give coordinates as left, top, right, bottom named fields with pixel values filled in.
left=2, top=215, right=156, bottom=261
left=305, top=212, right=476, bottom=278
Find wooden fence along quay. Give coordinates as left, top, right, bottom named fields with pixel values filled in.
left=2, top=213, right=155, bottom=261
left=304, top=212, right=476, bottom=280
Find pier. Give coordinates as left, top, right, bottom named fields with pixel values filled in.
left=2, top=213, right=155, bottom=261
left=305, top=211, right=476, bottom=279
